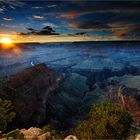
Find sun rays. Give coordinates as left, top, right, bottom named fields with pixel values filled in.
left=1, top=37, right=12, bottom=44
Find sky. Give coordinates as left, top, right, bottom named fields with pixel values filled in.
left=0, top=0, right=140, bottom=42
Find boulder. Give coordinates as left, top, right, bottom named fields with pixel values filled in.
left=38, top=132, right=51, bottom=140
left=64, top=135, right=78, bottom=140
left=20, top=127, right=42, bottom=140
left=0, top=138, right=7, bottom=140
left=135, top=134, right=140, bottom=140
left=0, top=63, right=63, bottom=127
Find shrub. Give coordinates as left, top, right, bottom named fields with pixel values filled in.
left=42, top=125, right=61, bottom=139
left=0, top=98, right=16, bottom=132
left=4, top=129, right=24, bottom=139
left=75, top=101, right=133, bottom=139
left=42, top=125, right=52, bottom=133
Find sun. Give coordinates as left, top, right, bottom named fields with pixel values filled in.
left=1, top=38, right=12, bottom=44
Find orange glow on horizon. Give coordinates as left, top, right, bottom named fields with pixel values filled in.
left=0, top=37, right=14, bottom=50
left=0, top=37, right=21, bottom=56
left=1, top=37, right=12, bottom=44
left=0, top=33, right=124, bottom=43
left=0, top=42, right=22, bottom=56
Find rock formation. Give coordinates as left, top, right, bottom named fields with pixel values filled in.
left=0, top=127, right=55, bottom=140
left=0, top=127, right=78, bottom=140
left=108, top=75, right=140, bottom=124
left=0, top=63, right=63, bottom=128
left=64, top=135, right=78, bottom=140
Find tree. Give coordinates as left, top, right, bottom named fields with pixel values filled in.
left=0, top=98, right=16, bottom=132
left=75, top=101, right=133, bottom=139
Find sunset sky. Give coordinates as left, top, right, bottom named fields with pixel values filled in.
left=0, top=0, right=140, bottom=42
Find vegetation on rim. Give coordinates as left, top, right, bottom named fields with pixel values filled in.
left=0, top=98, right=16, bottom=132
left=75, top=101, right=133, bottom=139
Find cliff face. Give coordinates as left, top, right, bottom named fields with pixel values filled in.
left=0, top=63, right=63, bottom=128
left=108, top=75, right=140, bottom=123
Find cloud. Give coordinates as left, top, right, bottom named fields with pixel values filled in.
left=3, top=18, right=13, bottom=21
left=0, top=0, right=25, bottom=16
left=111, top=24, right=140, bottom=37
left=0, top=8, right=4, bottom=13
left=58, top=2, right=140, bottom=38
left=32, top=6, right=43, bottom=9
left=42, top=22, right=58, bottom=28
left=0, top=0, right=25, bottom=7
left=60, top=9, right=139, bottom=19
left=69, top=19, right=111, bottom=30
left=67, top=32, right=88, bottom=36
left=48, top=5, right=57, bottom=8
left=33, top=15, right=44, bottom=19
left=60, top=11, right=80, bottom=19
left=1, top=1, right=140, bottom=40
left=18, top=26, right=59, bottom=36
left=1, top=24, right=13, bottom=28
left=0, top=0, right=25, bottom=13
left=58, top=1, right=140, bottom=19
left=69, top=18, right=140, bottom=38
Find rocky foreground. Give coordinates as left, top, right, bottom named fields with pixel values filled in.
left=0, top=63, right=63, bottom=128
left=0, top=127, right=78, bottom=140
left=1, top=63, right=140, bottom=139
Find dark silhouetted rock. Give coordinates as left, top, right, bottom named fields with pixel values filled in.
left=0, top=63, right=63, bottom=128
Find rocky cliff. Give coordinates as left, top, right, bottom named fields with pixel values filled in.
left=108, top=75, right=140, bottom=124
left=0, top=63, right=63, bottom=128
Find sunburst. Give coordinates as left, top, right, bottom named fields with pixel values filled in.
left=1, top=38, right=12, bottom=44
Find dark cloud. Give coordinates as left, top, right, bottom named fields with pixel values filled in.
left=69, top=20, right=140, bottom=37
left=69, top=15, right=111, bottom=30
left=59, top=1, right=140, bottom=38
left=67, top=32, right=88, bottom=36
left=18, top=25, right=59, bottom=36
left=59, top=1, right=140, bottom=19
